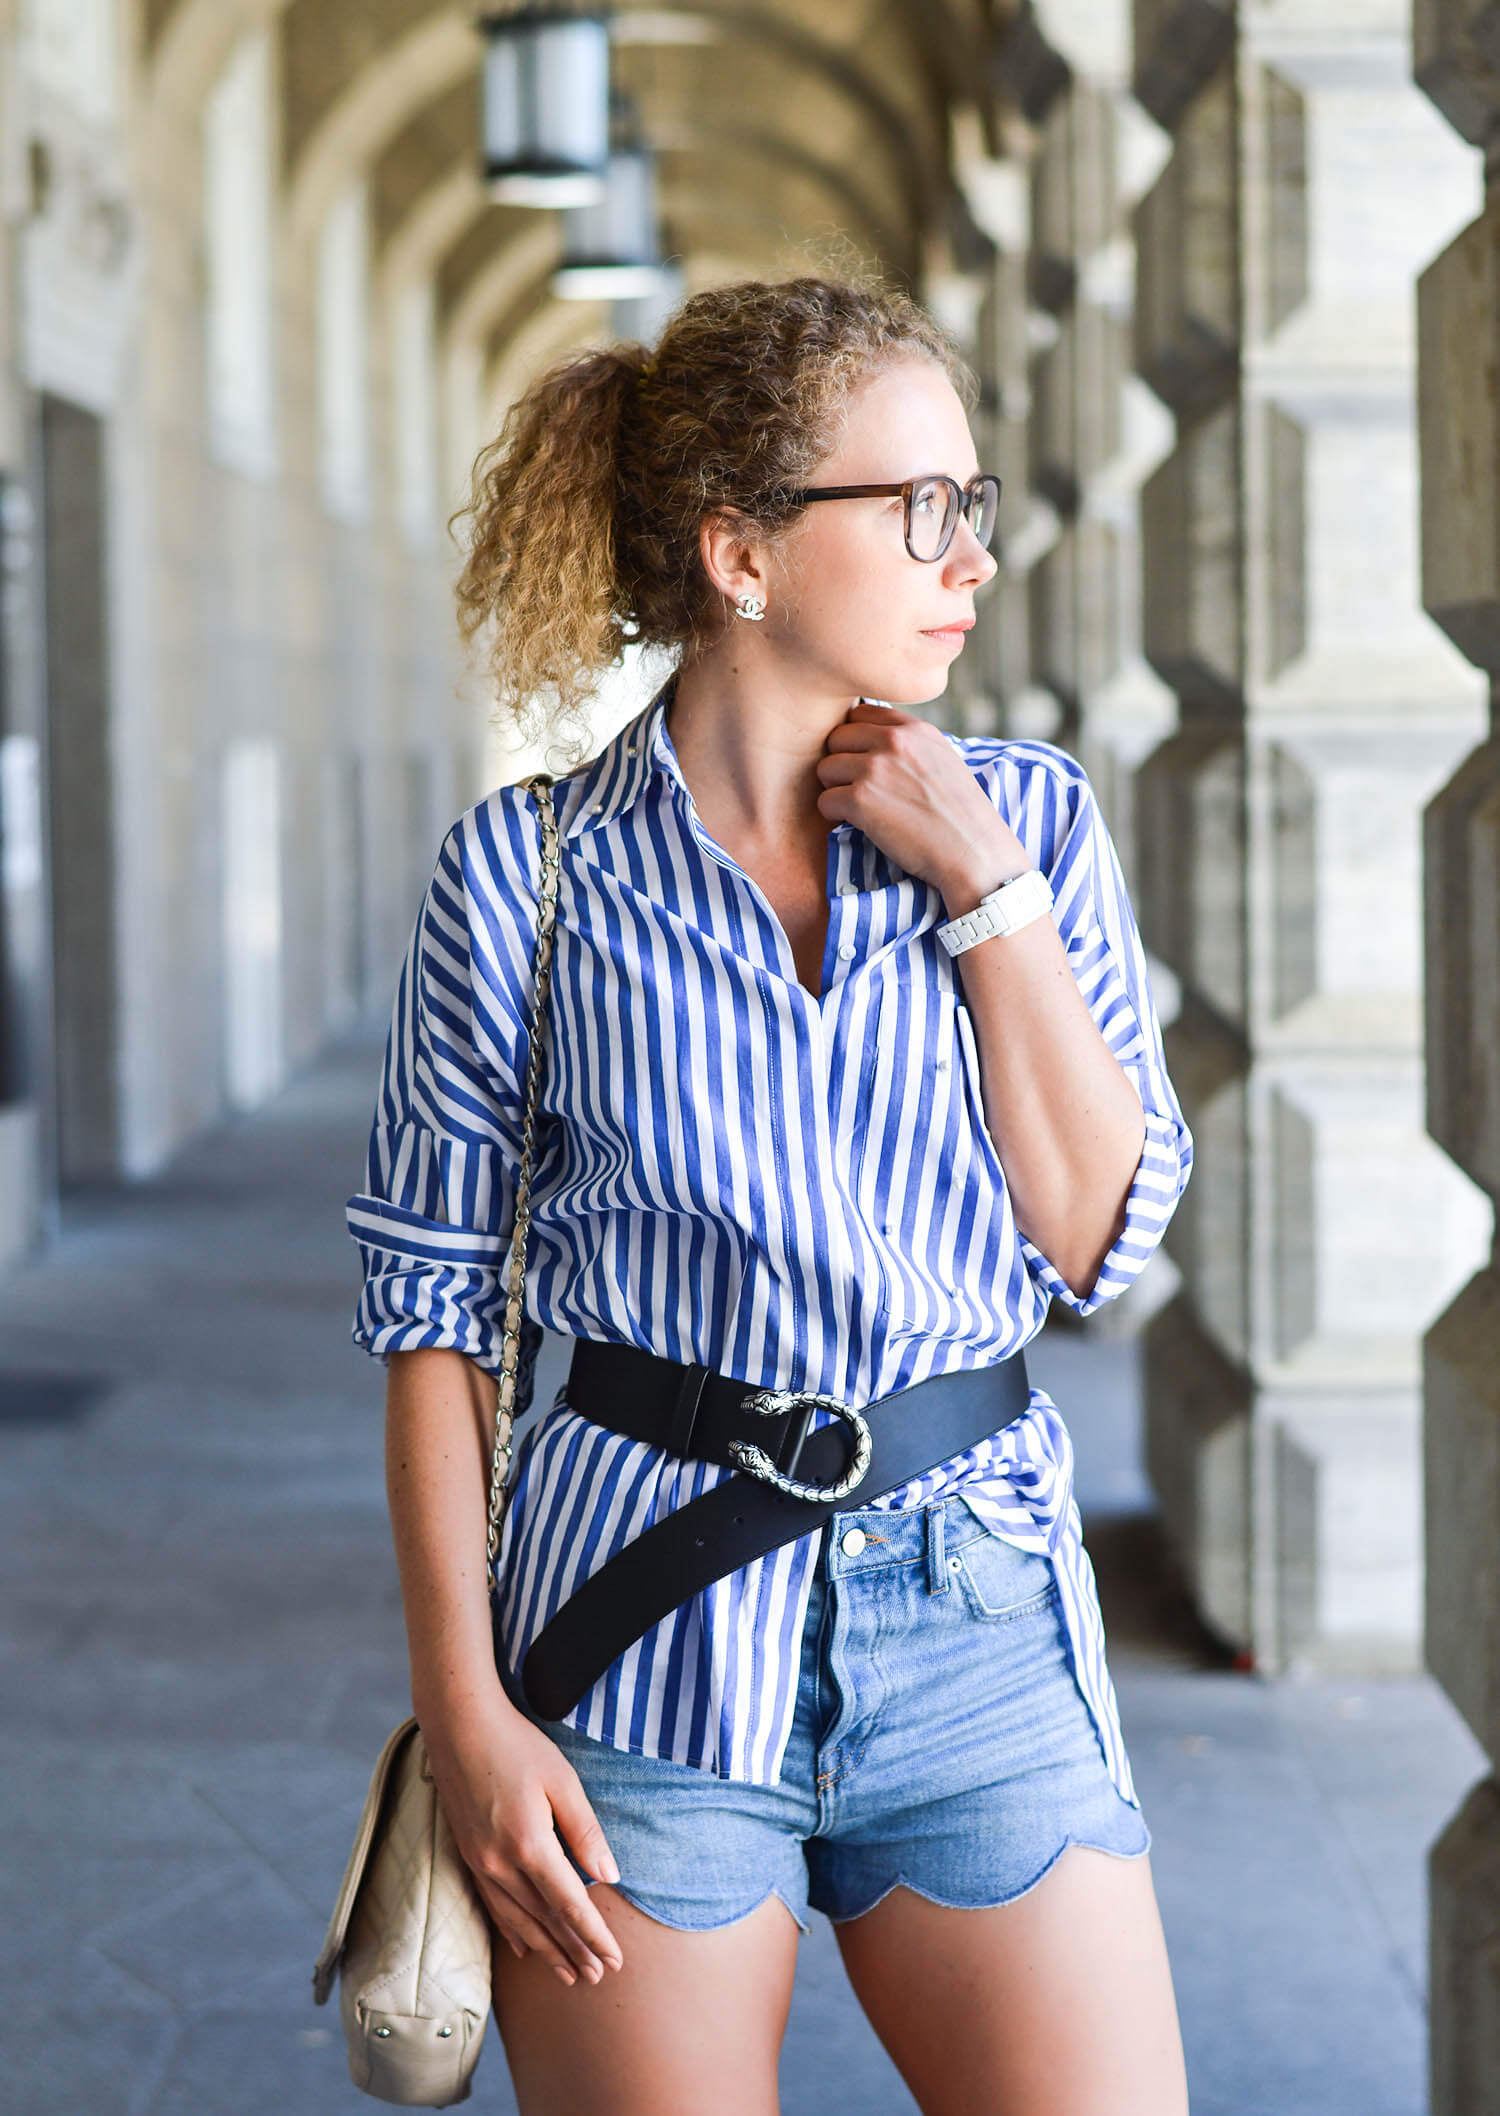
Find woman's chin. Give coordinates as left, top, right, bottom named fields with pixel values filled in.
left=869, top=668, right=954, bottom=708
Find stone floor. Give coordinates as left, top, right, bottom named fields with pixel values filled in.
left=0, top=1030, right=1485, bottom=2116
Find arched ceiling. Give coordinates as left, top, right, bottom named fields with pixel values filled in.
left=143, top=0, right=1009, bottom=389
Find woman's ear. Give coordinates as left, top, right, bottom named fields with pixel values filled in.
left=699, top=510, right=768, bottom=613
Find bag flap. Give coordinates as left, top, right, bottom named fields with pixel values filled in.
left=312, top=1714, right=420, bottom=2004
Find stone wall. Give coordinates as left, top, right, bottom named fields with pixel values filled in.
left=0, top=3, right=491, bottom=1263
left=1131, top=0, right=1491, bottom=1674
left=1412, top=2, right=1500, bottom=2101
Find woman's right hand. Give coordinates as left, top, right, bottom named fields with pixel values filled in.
left=420, top=1690, right=626, bottom=1988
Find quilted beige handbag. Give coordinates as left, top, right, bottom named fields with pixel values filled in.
left=312, top=1718, right=493, bottom=2105
left=312, top=776, right=562, bottom=2106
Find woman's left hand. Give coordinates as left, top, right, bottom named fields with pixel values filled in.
left=814, top=700, right=1027, bottom=901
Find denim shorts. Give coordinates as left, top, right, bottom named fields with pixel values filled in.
left=499, top=1494, right=1149, bottom=1933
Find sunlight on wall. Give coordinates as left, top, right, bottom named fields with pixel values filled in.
left=26, top=0, right=116, bottom=121
left=392, top=278, right=438, bottom=552
left=221, top=738, right=284, bottom=1109
left=203, top=31, right=276, bottom=480
left=318, top=180, right=371, bottom=524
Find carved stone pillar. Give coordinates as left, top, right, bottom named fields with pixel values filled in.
left=1133, top=0, right=1489, bottom=1669
left=944, top=106, right=1034, bottom=740
left=976, top=238, right=1037, bottom=737
left=1412, top=8, right=1500, bottom=2104
left=980, top=3, right=1183, bottom=1354
left=997, top=1, right=1176, bottom=881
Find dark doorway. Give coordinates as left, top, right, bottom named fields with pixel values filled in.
left=40, top=393, right=118, bottom=1182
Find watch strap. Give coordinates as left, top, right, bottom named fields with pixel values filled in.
left=936, top=867, right=1054, bottom=956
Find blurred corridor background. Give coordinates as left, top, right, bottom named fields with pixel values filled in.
left=3, top=0, right=1500, bottom=2110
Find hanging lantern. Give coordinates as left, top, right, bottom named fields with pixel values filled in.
left=552, top=145, right=663, bottom=300
left=481, top=9, right=610, bottom=209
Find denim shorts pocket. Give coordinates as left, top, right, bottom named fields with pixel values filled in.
left=951, top=1530, right=1059, bottom=1621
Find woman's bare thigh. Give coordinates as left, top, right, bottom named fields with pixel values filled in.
left=491, top=1883, right=804, bottom=2116
left=830, top=1846, right=1189, bottom=2116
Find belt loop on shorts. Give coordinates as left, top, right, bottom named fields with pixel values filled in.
left=926, top=1502, right=948, bottom=1595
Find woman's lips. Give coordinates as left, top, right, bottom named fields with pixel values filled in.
left=921, top=619, right=975, bottom=644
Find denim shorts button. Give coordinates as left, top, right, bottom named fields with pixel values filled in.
left=840, top=1526, right=867, bottom=1556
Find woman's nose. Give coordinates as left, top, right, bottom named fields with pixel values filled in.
left=948, top=520, right=998, bottom=588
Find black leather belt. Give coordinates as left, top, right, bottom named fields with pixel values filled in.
left=509, top=1336, right=1032, bottom=1721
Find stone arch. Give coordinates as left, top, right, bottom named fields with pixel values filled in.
left=147, top=0, right=283, bottom=126
left=149, top=0, right=954, bottom=255
left=378, top=129, right=902, bottom=354
left=285, top=10, right=478, bottom=252
left=379, top=165, right=485, bottom=302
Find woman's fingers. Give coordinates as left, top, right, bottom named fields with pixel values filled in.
left=548, top=1772, right=622, bottom=1889
left=424, top=1699, right=626, bottom=1986
left=475, top=1871, right=588, bottom=1983
left=509, top=1829, right=624, bottom=1977
left=468, top=1820, right=624, bottom=1983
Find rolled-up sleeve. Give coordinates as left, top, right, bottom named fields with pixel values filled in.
left=983, top=745, right=1194, bottom=1319
left=346, top=795, right=541, bottom=1370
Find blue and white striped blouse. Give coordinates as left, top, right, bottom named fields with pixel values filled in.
left=347, top=676, right=1193, bottom=1804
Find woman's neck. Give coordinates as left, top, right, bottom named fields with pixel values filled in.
left=665, top=647, right=859, bottom=844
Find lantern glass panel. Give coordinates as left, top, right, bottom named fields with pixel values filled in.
left=483, top=13, right=609, bottom=206
left=560, top=149, right=659, bottom=270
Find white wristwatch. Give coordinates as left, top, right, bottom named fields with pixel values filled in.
left=936, top=867, right=1055, bottom=956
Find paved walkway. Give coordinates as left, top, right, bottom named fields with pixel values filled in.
left=0, top=1032, right=1485, bottom=2116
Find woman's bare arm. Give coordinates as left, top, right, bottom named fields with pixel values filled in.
left=384, top=1345, right=625, bottom=1987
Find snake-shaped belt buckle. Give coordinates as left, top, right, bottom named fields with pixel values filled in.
left=728, top=1388, right=874, bottom=1503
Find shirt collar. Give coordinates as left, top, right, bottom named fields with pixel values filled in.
left=561, top=669, right=686, bottom=843
left=559, top=675, right=946, bottom=847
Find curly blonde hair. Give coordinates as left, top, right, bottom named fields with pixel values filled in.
left=451, top=274, right=974, bottom=774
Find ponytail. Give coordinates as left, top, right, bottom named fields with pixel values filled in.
left=451, top=341, right=651, bottom=759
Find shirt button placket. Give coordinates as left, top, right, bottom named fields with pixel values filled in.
left=833, top=856, right=856, bottom=975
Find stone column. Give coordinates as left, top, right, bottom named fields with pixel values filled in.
left=949, top=107, right=1034, bottom=739
left=977, top=233, right=1036, bottom=736
left=1412, top=11, right=1500, bottom=2106
left=990, top=1, right=1183, bottom=1355
left=0, top=12, right=47, bottom=1267
left=1132, top=0, right=1489, bottom=1670
left=1008, top=0, right=1177, bottom=889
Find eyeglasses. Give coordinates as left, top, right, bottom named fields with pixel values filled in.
left=781, top=472, right=1002, bottom=563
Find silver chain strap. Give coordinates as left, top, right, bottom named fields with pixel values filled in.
left=486, top=775, right=561, bottom=1583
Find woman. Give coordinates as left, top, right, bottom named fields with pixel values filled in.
left=347, top=276, right=1194, bottom=2116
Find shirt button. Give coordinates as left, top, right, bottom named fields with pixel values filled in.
left=840, top=1526, right=867, bottom=1556
left=934, top=1056, right=950, bottom=1072
left=840, top=882, right=857, bottom=895
left=838, top=943, right=855, bottom=960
